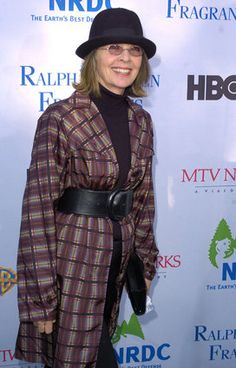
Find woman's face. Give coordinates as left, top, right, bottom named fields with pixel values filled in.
left=95, top=43, right=143, bottom=95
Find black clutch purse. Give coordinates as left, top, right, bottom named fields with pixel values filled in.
left=126, top=253, right=147, bottom=315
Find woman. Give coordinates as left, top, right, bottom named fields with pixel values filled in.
left=15, top=7, right=158, bottom=368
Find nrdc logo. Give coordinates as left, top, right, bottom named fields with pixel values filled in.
left=49, top=0, right=112, bottom=11
left=112, top=313, right=171, bottom=364
left=187, top=75, right=236, bottom=100
left=209, top=219, right=236, bottom=281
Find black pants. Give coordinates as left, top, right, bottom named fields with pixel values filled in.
left=95, top=238, right=122, bottom=368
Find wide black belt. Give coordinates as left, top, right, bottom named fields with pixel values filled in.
left=57, top=187, right=133, bottom=221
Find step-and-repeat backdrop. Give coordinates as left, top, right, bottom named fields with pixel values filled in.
left=1, top=1, right=236, bottom=367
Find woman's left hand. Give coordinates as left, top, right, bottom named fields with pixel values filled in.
left=145, top=278, right=151, bottom=290
left=33, top=320, right=56, bottom=334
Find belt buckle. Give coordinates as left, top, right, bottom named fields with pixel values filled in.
left=107, top=189, right=132, bottom=221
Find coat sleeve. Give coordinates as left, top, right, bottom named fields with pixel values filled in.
left=132, top=114, right=158, bottom=281
left=17, top=109, right=68, bottom=322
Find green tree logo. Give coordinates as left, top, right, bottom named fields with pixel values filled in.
left=112, top=313, right=145, bottom=344
left=209, top=219, right=236, bottom=268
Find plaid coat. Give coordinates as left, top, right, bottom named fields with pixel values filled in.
left=15, top=91, right=158, bottom=368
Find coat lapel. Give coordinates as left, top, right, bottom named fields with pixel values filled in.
left=90, top=101, right=118, bottom=163
left=72, top=91, right=143, bottom=189
left=73, top=92, right=119, bottom=186
left=73, top=92, right=117, bottom=158
left=125, top=99, right=143, bottom=189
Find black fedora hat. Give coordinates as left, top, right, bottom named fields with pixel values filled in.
left=76, top=8, right=156, bottom=59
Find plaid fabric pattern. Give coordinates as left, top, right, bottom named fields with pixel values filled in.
left=15, top=92, right=158, bottom=368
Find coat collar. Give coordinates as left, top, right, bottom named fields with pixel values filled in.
left=70, top=90, right=142, bottom=113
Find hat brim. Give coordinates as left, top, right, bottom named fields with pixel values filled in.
left=76, top=35, right=156, bottom=59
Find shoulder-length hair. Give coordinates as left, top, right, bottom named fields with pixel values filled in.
left=73, top=49, right=150, bottom=97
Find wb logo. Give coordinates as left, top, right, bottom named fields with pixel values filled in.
left=187, top=75, right=236, bottom=100
left=0, top=266, right=17, bottom=296
left=49, top=0, right=112, bottom=11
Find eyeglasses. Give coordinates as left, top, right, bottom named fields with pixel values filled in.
left=99, top=44, right=143, bottom=57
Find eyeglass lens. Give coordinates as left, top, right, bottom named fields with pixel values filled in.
left=108, top=44, right=143, bottom=56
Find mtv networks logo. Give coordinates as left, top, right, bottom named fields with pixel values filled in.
left=0, top=266, right=17, bottom=296
left=156, top=254, right=181, bottom=280
left=181, top=167, right=236, bottom=194
left=207, top=219, right=236, bottom=291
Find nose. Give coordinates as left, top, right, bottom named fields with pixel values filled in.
left=119, top=49, right=131, bottom=62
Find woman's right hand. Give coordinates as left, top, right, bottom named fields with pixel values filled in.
left=33, top=320, right=55, bottom=334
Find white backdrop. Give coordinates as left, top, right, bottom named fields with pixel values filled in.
left=1, top=1, right=236, bottom=367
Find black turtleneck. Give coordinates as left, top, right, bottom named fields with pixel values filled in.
left=90, top=85, right=131, bottom=187
left=91, top=85, right=131, bottom=322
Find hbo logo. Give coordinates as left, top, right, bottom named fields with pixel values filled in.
left=187, top=75, right=236, bottom=100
